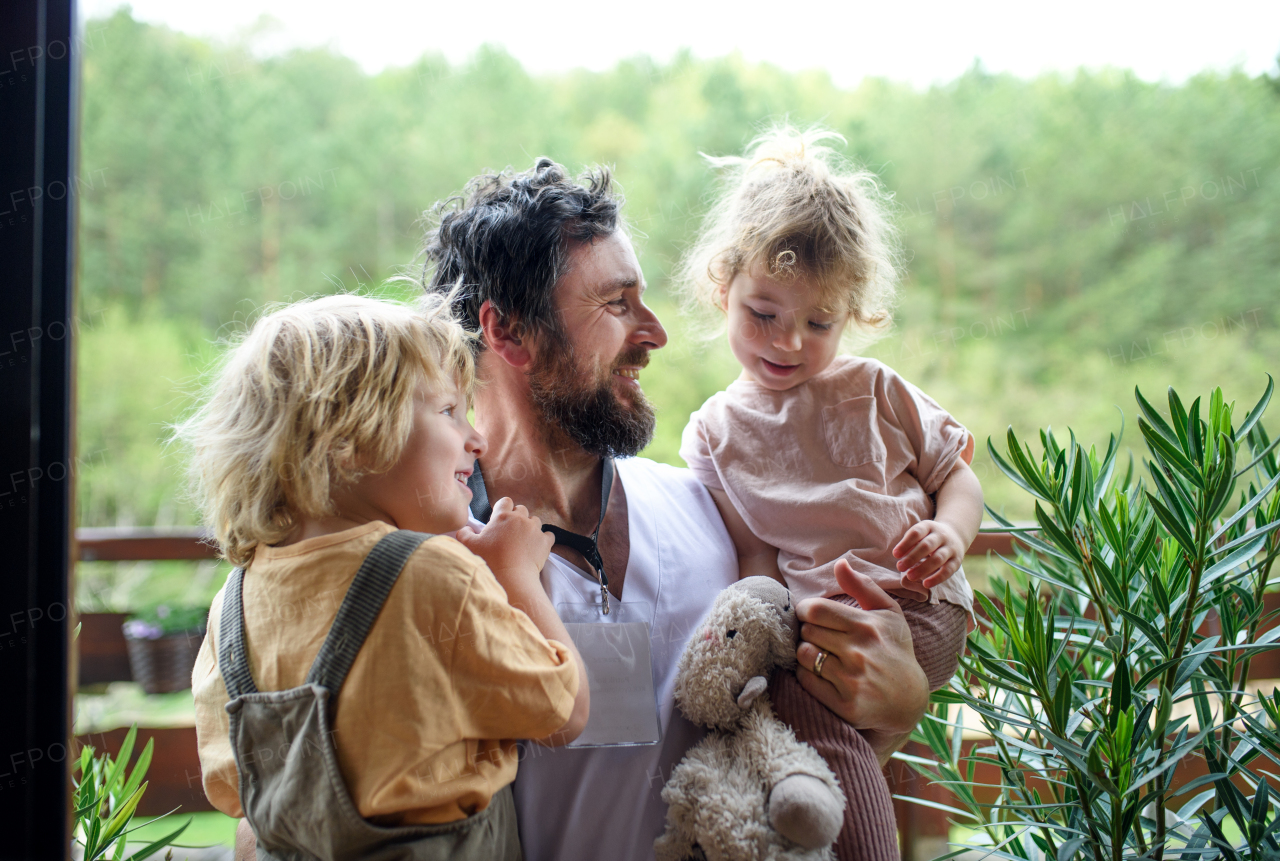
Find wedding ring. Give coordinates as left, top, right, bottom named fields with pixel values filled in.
left=813, top=650, right=828, bottom=678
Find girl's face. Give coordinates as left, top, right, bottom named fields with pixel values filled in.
left=723, top=267, right=849, bottom=391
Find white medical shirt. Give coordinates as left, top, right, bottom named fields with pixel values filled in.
left=469, top=456, right=738, bottom=861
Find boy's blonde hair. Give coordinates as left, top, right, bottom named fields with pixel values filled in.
left=176, top=293, right=476, bottom=566
left=678, top=126, right=899, bottom=341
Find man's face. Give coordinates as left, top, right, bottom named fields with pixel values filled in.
left=528, top=230, right=668, bottom=458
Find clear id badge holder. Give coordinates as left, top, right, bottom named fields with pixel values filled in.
left=558, top=601, right=662, bottom=748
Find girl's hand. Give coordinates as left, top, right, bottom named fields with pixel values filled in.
left=794, top=560, right=929, bottom=764
left=893, top=519, right=964, bottom=589
left=455, top=496, right=555, bottom=591
left=898, top=459, right=983, bottom=591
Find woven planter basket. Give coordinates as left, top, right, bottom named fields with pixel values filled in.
left=123, top=630, right=203, bottom=694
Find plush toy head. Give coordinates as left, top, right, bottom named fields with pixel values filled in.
left=673, top=577, right=799, bottom=731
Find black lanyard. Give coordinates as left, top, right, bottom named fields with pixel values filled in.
left=468, top=457, right=615, bottom=614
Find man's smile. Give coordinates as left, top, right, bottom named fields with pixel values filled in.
left=611, top=349, right=650, bottom=389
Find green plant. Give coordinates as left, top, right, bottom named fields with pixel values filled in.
left=905, top=377, right=1280, bottom=861
left=122, top=604, right=208, bottom=640
left=73, top=725, right=190, bottom=860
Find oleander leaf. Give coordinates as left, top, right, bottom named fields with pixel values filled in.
left=1200, top=536, right=1266, bottom=589
left=1236, top=374, right=1273, bottom=442
left=1141, top=418, right=1203, bottom=487
left=1146, top=492, right=1196, bottom=555
left=989, top=436, right=1046, bottom=499
left=1237, top=432, right=1280, bottom=478
left=1136, top=386, right=1181, bottom=448
left=1209, top=470, right=1280, bottom=544
left=1169, top=387, right=1191, bottom=454
left=101, top=725, right=136, bottom=796
left=117, top=738, right=152, bottom=803
left=121, top=819, right=191, bottom=861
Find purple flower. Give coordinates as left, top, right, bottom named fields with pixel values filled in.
left=122, top=620, right=165, bottom=640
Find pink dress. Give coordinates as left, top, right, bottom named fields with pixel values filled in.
left=680, top=354, right=975, bottom=861
left=680, top=354, right=975, bottom=615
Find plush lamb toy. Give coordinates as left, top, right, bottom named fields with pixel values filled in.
left=655, top=577, right=846, bottom=861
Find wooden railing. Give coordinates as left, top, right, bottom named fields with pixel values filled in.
left=72, top=525, right=1022, bottom=828
left=79, top=525, right=1272, bottom=856
left=76, top=526, right=220, bottom=562
left=72, top=525, right=1025, bottom=563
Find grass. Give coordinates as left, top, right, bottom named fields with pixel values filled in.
left=127, top=811, right=238, bottom=848
left=75, top=683, right=197, bottom=734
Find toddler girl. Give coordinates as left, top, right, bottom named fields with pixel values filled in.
left=678, top=129, right=982, bottom=861
left=186, top=294, right=588, bottom=860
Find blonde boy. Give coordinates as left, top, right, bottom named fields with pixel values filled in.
left=184, top=294, right=588, bottom=860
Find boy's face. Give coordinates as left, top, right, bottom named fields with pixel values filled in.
left=356, top=379, right=486, bottom=534
left=723, top=267, right=849, bottom=392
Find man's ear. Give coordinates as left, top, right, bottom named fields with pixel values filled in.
left=478, top=300, right=532, bottom=369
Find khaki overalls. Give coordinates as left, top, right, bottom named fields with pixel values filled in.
left=217, top=530, right=524, bottom=861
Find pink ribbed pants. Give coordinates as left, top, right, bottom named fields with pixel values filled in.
left=770, top=596, right=970, bottom=861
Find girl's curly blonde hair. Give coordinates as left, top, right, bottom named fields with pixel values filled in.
left=175, top=292, right=476, bottom=567
left=677, top=126, right=900, bottom=342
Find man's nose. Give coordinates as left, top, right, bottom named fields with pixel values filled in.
left=631, top=300, right=668, bottom=350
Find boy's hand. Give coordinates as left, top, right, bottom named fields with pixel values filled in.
left=455, top=496, right=555, bottom=590
left=892, top=520, right=965, bottom=590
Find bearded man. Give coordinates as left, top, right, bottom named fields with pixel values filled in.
left=427, top=158, right=934, bottom=861
left=236, top=159, right=931, bottom=861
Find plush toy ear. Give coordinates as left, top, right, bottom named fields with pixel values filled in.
left=737, top=675, right=768, bottom=709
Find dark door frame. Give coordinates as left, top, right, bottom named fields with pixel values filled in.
left=0, top=0, right=78, bottom=857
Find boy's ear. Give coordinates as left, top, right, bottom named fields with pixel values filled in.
left=478, top=300, right=532, bottom=369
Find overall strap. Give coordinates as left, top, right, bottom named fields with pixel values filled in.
left=304, top=529, right=432, bottom=694
left=218, top=567, right=257, bottom=699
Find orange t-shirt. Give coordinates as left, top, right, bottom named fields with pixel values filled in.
left=192, top=521, right=578, bottom=825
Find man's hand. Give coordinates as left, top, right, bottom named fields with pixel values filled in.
left=455, top=496, right=555, bottom=592
left=893, top=519, right=965, bottom=589
left=794, top=560, right=929, bottom=765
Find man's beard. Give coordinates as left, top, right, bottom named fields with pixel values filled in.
left=528, top=332, right=656, bottom=459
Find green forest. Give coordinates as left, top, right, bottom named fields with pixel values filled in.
left=73, top=10, right=1280, bottom=609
